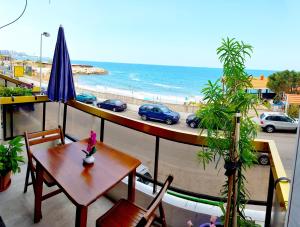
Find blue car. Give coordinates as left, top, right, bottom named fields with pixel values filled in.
left=138, top=104, right=180, bottom=125
left=186, top=114, right=201, bottom=128
left=76, top=93, right=97, bottom=104
left=97, top=99, right=127, bottom=112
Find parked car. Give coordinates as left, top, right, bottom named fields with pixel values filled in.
left=186, top=114, right=200, bottom=128
left=76, top=93, right=97, bottom=104
left=136, top=164, right=153, bottom=185
left=256, top=112, right=298, bottom=133
left=138, top=104, right=180, bottom=125
left=97, top=99, right=127, bottom=112
left=257, top=154, right=270, bottom=165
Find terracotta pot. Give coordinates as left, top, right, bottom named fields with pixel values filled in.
left=0, top=171, right=12, bottom=192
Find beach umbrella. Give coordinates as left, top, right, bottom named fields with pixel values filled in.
left=47, top=25, right=76, bottom=126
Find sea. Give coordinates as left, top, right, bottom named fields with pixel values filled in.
left=72, top=60, right=275, bottom=104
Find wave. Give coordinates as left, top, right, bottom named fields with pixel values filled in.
left=153, top=83, right=182, bottom=89
left=129, top=73, right=141, bottom=81
left=76, top=84, right=202, bottom=104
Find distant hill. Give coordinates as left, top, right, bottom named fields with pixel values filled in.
left=0, top=50, right=51, bottom=62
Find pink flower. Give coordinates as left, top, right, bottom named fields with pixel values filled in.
left=87, top=131, right=97, bottom=153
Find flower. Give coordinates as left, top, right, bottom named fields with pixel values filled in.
left=86, top=131, right=97, bottom=156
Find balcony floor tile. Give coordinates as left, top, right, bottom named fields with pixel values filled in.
left=0, top=163, right=114, bottom=227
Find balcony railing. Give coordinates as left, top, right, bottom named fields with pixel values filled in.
left=0, top=73, right=290, bottom=226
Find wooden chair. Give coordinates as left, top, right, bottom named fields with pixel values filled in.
left=23, top=126, right=65, bottom=200
left=96, top=175, right=173, bottom=227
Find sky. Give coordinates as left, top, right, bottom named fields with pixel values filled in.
left=0, top=0, right=299, bottom=70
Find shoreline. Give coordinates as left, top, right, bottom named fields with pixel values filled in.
left=21, top=75, right=201, bottom=113
left=20, top=75, right=267, bottom=115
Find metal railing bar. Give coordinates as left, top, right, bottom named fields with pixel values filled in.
left=10, top=106, right=13, bottom=138
left=63, top=103, right=67, bottom=136
left=42, top=102, right=46, bottom=131
left=100, top=118, right=104, bottom=142
left=153, top=136, right=160, bottom=194
left=65, top=134, right=79, bottom=142
left=3, top=105, right=7, bottom=140
left=265, top=167, right=275, bottom=226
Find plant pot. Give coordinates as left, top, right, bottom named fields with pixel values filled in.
left=0, top=171, right=12, bottom=192
left=83, top=155, right=95, bottom=165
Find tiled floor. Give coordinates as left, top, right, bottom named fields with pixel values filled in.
left=0, top=160, right=113, bottom=227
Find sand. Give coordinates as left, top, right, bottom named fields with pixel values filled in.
left=20, top=75, right=268, bottom=115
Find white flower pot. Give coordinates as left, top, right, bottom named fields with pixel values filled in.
left=83, top=155, right=95, bottom=164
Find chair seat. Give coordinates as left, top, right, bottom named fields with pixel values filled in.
left=43, top=172, right=56, bottom=187
left=32, top=164, right=56, bottom=187
left=96, top=199, right=148, bottom=227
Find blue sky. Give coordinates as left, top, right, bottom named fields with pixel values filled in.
left=0, top=0, right=299, bottom=70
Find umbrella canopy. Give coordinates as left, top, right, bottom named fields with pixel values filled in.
left=47, top=26, right=76, bottom=103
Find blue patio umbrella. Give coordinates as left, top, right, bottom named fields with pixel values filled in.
left=47, top=25, right=76, bottom=102
left=47, top=25, right=76, bottom=125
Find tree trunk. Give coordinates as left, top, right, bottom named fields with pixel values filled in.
left=224, top=112, right=240, bottom=227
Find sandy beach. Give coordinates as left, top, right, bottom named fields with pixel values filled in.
left=20, top=75, right=267, bottom=115
left=21, top=75, right=202, bottom=112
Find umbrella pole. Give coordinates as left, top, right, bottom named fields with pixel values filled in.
left=58, top=102, right=61, bottom=126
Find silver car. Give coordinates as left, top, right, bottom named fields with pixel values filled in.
left=258, top=112, right=298, bottom=133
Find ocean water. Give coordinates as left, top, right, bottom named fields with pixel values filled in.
left=73, top=61, right=275, bottom=104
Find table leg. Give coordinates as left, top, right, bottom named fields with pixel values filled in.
left=34, top=163, right=43, bottom=223
left=75, top=205, right=88, bottom=227
left=128, top=169, right=136, bottom=203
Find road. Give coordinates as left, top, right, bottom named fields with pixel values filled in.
left=13, top=102, right=297, bottom=202
left=108, top=105, right=297, bottom=178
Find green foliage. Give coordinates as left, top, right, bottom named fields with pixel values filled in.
left=197, top=37, right=258, bottom=226
left=262, top=99, right=271, bottom=110
left=0, top=86, right=32, bottom=97
left=267, top=70, right=300, bottom=98
left=0, top=136, right=24, bottom=176
left=287, top=104, right=299, bottom=118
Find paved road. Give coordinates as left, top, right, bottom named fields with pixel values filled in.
left=87, top=104, right=297, bottom=179
left=110, top=105, right=297, bottom=178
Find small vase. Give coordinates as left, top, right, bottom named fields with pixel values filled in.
left=83, top=155, right=95, bottom=165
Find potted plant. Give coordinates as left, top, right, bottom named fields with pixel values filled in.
left=0, top=136, right=24, bottom=192
left=197, top=38, right=259, bottom=227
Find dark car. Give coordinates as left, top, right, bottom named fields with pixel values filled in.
left=76, top=93, right=97, bottom=104
left=97, top=99, right=127, bottom=112
left=186, top=114, right=200, bottom=128
left=138, top=104, right=180, bottom=125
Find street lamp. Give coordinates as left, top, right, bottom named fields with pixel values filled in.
left=39, top=32, right=50, bottom=93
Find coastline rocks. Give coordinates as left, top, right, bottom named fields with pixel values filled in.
left=19, top=61, right=108, bottom=76
left=72, top=65, right=108, bottom=75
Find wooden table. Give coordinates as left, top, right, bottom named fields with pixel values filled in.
left=32, top=139, right=141, bottom=227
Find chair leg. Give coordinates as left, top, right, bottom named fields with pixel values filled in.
left=158, top=203, right=167, bottom=227
left=23, top=163, right=30, bottom=193
left=30, top=169, right=37, bottom=195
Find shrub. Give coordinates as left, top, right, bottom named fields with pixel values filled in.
left=288, top=104, right=299, bottom=118
left=262, top=99, right=271, bottom=110
left=0, top=86, right=32, bottom=97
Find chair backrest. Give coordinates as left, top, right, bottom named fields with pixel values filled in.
left=136, top=175, right=173, bottom=227
left=24, top=126, right=65, bottom=169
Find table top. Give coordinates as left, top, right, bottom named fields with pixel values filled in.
left=32, top=139, right=141, bottom=206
